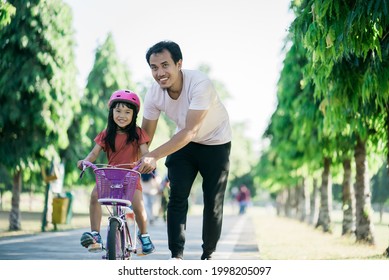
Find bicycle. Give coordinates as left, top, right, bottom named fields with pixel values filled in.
left=80, top=161, right=140, bottom=260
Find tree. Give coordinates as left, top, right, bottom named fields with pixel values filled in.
left=0, top=0, right=78, bottom=230
left=291, top=0, right=389, bottom=245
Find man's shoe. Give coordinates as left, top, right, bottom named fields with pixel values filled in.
left=201, top=252, right=212, bottom=260
left=137, top=233, right=155, bottom=255
left=80, top=231, right=103, bottom=252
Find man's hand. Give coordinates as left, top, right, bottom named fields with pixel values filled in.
left=138, top=154, right=157, bottom=174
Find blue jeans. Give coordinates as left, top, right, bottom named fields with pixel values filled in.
left=165, top=142, right=231, bottom=259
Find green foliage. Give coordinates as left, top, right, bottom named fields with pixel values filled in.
left=0, top=1, right=16, bottom=28
left=83, top=33, right=136, bottom=147
left=292, top=0, right=389, bottom=108
left=0, top=0, right=78, bottom=176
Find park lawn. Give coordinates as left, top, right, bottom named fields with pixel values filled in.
left=250, top=206, right=389, bottom=260
left=0, top=211, right=91, bottom=237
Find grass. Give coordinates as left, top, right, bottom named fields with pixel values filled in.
left=250, top=206, right=389, bottom=259
left=0, top=211, right=91, bottom=238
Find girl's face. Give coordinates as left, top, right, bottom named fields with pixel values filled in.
left=113, top=103, right=134, bottom=129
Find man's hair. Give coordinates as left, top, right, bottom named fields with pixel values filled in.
left=145, top=40, right=183, bottom=65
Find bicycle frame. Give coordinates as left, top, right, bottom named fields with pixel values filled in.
left=80, top=161, right=140, bottom=260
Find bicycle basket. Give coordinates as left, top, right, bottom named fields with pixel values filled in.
left=94, top=167, right=139, bottom=206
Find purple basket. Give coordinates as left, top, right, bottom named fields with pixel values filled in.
left=94, top=167, right=139, bottom=205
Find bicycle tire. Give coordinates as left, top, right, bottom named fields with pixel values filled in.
left=107, top=218, right=125, bottom=260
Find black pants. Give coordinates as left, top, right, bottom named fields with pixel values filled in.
left=165, top=142, right=231, bottom=259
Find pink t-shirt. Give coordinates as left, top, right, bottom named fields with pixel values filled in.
left=94, top=127, right=150, bottom=167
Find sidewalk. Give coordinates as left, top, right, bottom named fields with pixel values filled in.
left=0, top=210, right=259, bottom=260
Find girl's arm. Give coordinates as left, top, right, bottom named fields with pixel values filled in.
left=77, top=144, right=103, bottom=169
left=141, top=118, right=158, bottom=146
left=137, top=143, right=151, bottom=172
left=139, top=143, right=149, bottom=157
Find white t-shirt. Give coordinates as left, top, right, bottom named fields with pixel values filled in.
left=143, top=69, right=232, bottom=145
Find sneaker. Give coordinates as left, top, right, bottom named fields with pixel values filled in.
left=169, top=257, right=183, bottom=260
left=80, top=231, right=103, bottom=252
left=201, top=252, right=212, bottom=260
left=137, top=233, right=155, bottom=255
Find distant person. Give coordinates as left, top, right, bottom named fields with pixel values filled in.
left=236, top=185, right=251, bottom=215
left=77, top=89, right=155, bottom=255
left=138, top=41, right=232, bottom=260
left=159, top=175, right=170, bottom=222
left=141, top=171, right=159, bottom=225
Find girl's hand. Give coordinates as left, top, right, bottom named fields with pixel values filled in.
left=77, top=160, right=84, bottom=170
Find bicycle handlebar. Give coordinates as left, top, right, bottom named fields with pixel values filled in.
left=79, top=160, right=141, bottom=179
left=79, top=160, right=97, bottom=179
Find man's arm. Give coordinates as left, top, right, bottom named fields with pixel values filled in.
left=139, top=109, right=208, bottom=173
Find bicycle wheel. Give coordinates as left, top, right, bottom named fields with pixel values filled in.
left=107, top=218, right=125, bottom=260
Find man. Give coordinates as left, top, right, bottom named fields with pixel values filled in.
left=139, top=41, right=231, bottom=260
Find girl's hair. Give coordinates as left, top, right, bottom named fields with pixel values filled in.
left=104, top=101, right=139, bottom=152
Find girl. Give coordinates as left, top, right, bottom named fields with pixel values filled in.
left=77, top=89, right=155, bottom=255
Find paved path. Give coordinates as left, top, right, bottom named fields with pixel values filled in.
left=0, top=213, right=260, bottom=260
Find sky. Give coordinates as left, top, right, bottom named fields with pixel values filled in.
left=64, top=0, right=294, bottom=150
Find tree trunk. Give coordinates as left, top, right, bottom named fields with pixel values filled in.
left=385, top=104, right=389, bottom=255
left=275, top=191, right=284, bottom=216
left=285, top=188, right=293, bottom=218
left=354, top=136, right=375, bottom=244
left=387, top=104, right=389, bottom=175
left=316, top=157, right=332, bottom=233
left=379, top=204, right=383, bottom=224
left=9, top=170, right=22, bottom=231
left=309, top=178, right=319, bottom=225
left=341, top=158, right=356, bottom=235
left=276, top=189, right=288, bottom=216
left=297, top=178, right=310, bottom=223
left=0, top=189, right=3, bottom=211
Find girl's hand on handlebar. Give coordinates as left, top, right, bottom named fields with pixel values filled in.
left=77, top=160, right=85, bottom=170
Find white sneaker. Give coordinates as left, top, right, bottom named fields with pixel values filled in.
left=169, top=257, right=183, bottom=260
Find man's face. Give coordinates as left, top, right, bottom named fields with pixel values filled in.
left=149, top=49, right=182, bottom=90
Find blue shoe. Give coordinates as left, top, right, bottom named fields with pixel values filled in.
left=80, top=231, right=103, bottom=253
left=137, top=233, right=155, bottom=255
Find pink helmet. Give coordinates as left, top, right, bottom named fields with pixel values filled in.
left=108, top=89, right=140, bottom=112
